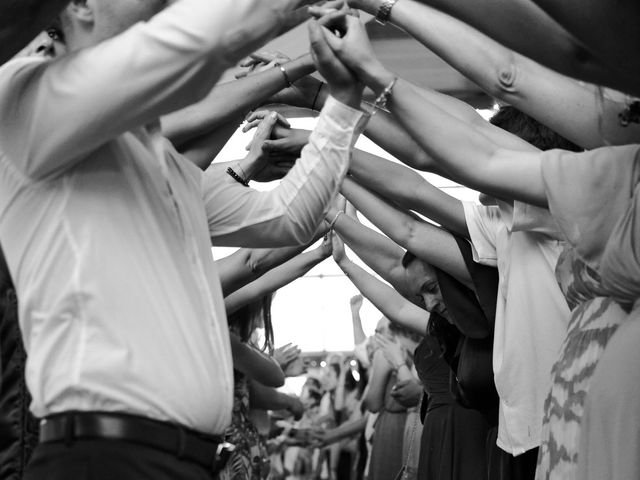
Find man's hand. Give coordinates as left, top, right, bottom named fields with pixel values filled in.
left=390, top=379, right=423, bottom=408
left=308, top=13, right=363, bottom=108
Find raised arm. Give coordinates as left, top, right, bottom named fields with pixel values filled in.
left=361, top=0, right=640, bottom=149
left=0, top=0, right=70, bottom=65
left=529, top=0, right=640, bottom=89
left=350, top=295, right=367, bottom=346
left=217, top=245, right=308, bottom=297
left=216, top=224, right=326, bottom=296
left=332, top=234, right=430, bottom=335
left=162, top=54, right=316, bottom=150
left=320, top=16, right=546, bottom=207
left=341, top=177, right=472, bottom=287
left=397, top=0, right=640, bottom=98
left=224, top=237, right=331, bottom=314
left=0, top=0, right=311, bottom=180
left=324, top=198, right=409, bottom=291
left=203, top=21, right=366, bottom=248
left=349, top=150, right=468, bottom=236
left=230, top=333, right=285, bottom=387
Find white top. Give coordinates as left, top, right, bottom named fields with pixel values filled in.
left=463, top=202, right=570, bottom=455
left=0, top=0, right=364, bottom=435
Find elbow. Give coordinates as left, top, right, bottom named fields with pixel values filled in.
left=487, top=53, right=521, bottom=100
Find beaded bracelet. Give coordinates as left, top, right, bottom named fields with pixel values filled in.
left=227, top=167, right=249, bottom=187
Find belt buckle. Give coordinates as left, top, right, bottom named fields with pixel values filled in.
left=213, top=442, right=235, bottom=472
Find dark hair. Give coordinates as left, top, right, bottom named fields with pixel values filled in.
left=490, top=106, right=582, bottom=152
left=389, top=321, right=423, bottom=344
left=227, top=294, right=275, bottom=353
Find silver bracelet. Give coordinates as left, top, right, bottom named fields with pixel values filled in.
left=327, top=210, right=344, bottom=230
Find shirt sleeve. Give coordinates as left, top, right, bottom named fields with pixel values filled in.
left=495, top=199, right=563, bottom=239
left=462, top=202, right=500, bottom=267
left=0, top=0, right=292, bottom=180
left=202, top=96, right=365, bottom=247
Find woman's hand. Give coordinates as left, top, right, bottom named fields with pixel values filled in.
left=332, top=232, right=349, bottom=265
left=274, top=343, right=301, bottom=368
left=236, top=51, right=292, bottom=79
left=350, top=294, right=363, bottom=313
left=308, top=12, right=363, bottom=109
left=309, top=10, right=392, bottom=92
left=375, top=333, right=405, bottom=370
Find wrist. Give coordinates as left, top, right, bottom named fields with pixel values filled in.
left=329, top=87, right=363, bottom=111
left=359, top=62, right=395, bottom=95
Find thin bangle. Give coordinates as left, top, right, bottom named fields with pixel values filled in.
left=327, top=210, right=344, bottom=230
left=275, top=62, right=293, bottom=88
left=312, top=82, right=325, bottom=111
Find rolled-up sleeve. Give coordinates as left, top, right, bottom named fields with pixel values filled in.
left=203, top=96, right=365, bottom=247
left=0, top=0, right=291, bottom=180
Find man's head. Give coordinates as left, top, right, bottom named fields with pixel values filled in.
left=479, top=105, right=583, bottom=205
left=402, top=251, right=448, bottom=319
left=57, top=0, right=168, bottom=51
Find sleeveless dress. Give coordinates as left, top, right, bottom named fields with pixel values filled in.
left=414, top=331, right=488, bottom=480
left=368, top=371, right=407, bottom=480
left=534, top=145, right=640, bottom=480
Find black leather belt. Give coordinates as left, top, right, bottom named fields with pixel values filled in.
left=40, top=411, right=234, bottom=472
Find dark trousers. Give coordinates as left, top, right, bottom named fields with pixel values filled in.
left=487, top=427, right=538, bottom=480
left=24, top=439, right=215, bottom=480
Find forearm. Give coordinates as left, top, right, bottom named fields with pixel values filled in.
left=341, top=178, right=473, bottom=286
left=410, top=0, right=617, bottom=91
left=249, top=379, right=296, bottom=410
left=0, top=0, right=308, bottom=179
left=351, top=311, right=367, bottom=346
left=357, top=68, right=546, bottom=206
left=224, top=248, right=327, bottom=314
left=0, top=0, right=70, bottom=65
left=323, top=416, right=368, bottom=444
left=179, top=121, right=242, bottom=169
left=349, top=150, right=468, bottom=236
left=231, top=334, right=285, bottom=387
left=331, top=210, right=406, bottom=287
left=217, top=244, right=308, bottom=297
left=163, top=55, right=315, bottom=147
left=389, top=0, right=640, bottom=149
left=205, top=97, right=365, bottom=247
left=337, top=258, right=427, bottom=335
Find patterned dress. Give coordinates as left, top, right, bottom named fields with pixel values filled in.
left=218, top=370, right=270, bottom=480
left=534, top=145, right=640, bottom=480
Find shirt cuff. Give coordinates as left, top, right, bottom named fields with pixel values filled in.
left=316, top=95, right=366, bottom=147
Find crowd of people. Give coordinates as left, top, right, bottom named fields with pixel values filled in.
left=0, top=0, right=638, bottom=480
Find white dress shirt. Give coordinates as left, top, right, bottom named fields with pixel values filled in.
left=463, top=202, right=569, bottom=455
left=0, top=0, right=364, bottom=434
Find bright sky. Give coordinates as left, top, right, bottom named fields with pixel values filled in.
left=212, top=115, right=485, bottom=353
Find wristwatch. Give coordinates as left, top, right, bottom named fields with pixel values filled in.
left=375, top=0, right=400, bottom=25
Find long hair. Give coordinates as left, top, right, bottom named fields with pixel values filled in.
left=227, top=294, right=275, bottom=353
